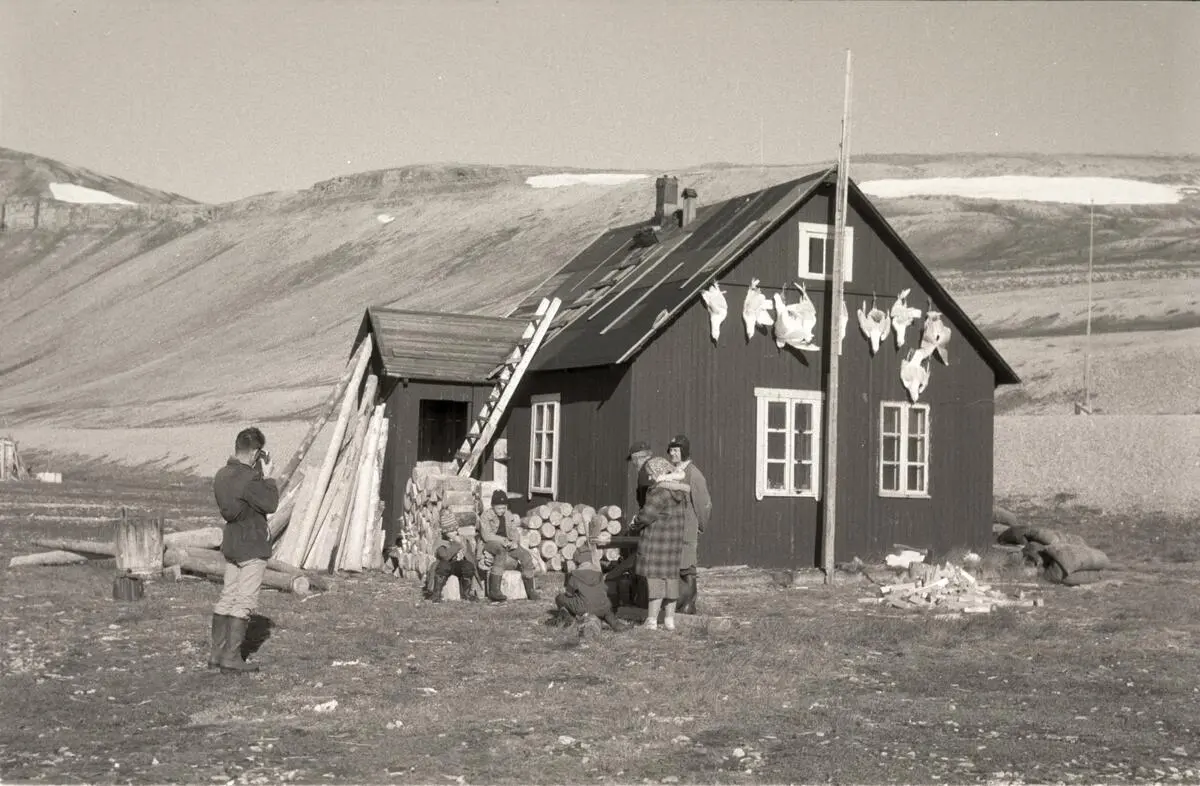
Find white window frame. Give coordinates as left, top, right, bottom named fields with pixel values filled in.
left=797, top=221, right=854, bottom=282
left=528, top=394, right=560, bottom=498
left=879, top=401, right=931, bottom=498
left=754, top=387, right=823, bottom=501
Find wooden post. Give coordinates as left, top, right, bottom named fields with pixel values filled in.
left=114, top=515, right=164, bottom=578
left=822, top=49, right=852, bottom=584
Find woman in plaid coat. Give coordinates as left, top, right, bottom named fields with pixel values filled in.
left=631, top=456, right=690, bottom=631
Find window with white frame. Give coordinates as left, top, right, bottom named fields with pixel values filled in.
left=529, top=394, right=560, bottom=497
left=754, top=388, right=823, bottom=500
left=797, top=221, right=854, bottom=282
left=879, top=401, right=930, bottom=497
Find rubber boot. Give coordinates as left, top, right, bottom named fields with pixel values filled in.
left=486, top=573, right=507, bottom=603
left=678, top=573, right=699, bottom=615
left=219, top=616, right=260, bottom=673
left=458, top=575, right=479, bottom=602
left=522, top=575, right=540, bottom=602
left=429, top=572, right=450, bottom=603
left=602, top=612, right=629, bottom=633
left=208, top=614, right=229, bottom=669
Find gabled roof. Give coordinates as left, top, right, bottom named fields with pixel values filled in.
left=361, top=307, right=528, bottom=384
left=508, top=169, right=1020, bottom=386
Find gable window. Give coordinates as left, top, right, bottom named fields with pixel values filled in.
left=754, top=388, right=822, bottom=500
left=880, top=401, right=930, bottom=497
left=529, top=394, right=560, bottom=498
left=798, top=221, right=854, bottom=282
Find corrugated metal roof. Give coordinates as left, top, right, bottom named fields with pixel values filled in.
left=364, top=307, right=528, bottom=383
left=511, top=169, right=1019, bottom=386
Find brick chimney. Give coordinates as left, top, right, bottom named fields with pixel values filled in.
left=680, top=187, right=697, bottom=228
left=654, top=175, right=679, bottom=225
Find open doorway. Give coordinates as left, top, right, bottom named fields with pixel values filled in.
left=417, top=400, right=470, bottom=463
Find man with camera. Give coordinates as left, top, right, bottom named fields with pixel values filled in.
left=210, top=427, right=279, bottom=674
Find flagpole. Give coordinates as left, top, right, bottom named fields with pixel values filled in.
left=822, top=48, right=852, bottom=583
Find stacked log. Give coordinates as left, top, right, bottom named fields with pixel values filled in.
left=393, top=462, right=467, bottom=579
left=518, top=501, right=624, bottom=573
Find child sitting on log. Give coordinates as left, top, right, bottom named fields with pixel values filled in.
left=426, top=509, right=480, bottom=602
left=553, top=545, right=627, bottom=633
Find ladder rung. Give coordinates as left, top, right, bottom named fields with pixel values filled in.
left=454, top=449, right=471, bottom=463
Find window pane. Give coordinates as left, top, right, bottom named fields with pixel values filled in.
left=534, top=404, right=544, bottom=431
left=907, top=465, right=925, bottom=493
left=808, top=237, right=825, bottom=275
left=883, top=406, right=900, bottom=434
left=766, top=462, right=786, bottom=490
left=909, top=435, right=925, bottom=463
left=546, top=404, right=556, bottom=430
left=882, top=435, right=899, bottom=462
left=545, top=462, right=555, bottom=490
left=795, top=431, right=812, bottom=464
left=882, top=464, right=899, bottom=491
left=767, top=431, right=787, bottom=461
left=545, top=433, right=555, bottom=461
left=793, top=461, right=812, bottom=493
left=793, top=401, right=811, bottom=431
left=767, top=400, right=786, bottom=429
left=533, top=462, right=543, bottom=488
left=909, top=407, right=926, bottom=435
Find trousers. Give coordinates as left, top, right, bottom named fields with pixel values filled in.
left=213, top=558, right=267, bottom=619
left=482, top=542, right=537, bottom=579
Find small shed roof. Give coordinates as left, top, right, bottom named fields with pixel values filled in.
left=361, top=307, right=528, bottom=384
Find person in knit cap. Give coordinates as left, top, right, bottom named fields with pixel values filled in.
left=425, top=508, right=479, bottom=602
left=478, top=489, right=540, bottom=602
left=630, top=456, right=689, bottom=631
left=553, top=545, right=628, bottom=633
left=667, top=434, right=711, bottom=615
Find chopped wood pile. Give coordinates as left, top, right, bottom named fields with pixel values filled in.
left=518, top=501, right=624, bottom=572
left=1, top=437, right=29, bottom=481
left=862, top=561, right=1045, bottom=615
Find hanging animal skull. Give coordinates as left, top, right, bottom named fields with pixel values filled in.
left=700, top=282, right=729, bottom=343
left=899, top=346, right=933, bottom=403
left=856, top=293, right=891, bottom=355
left=889, top=288, right=923, bottom=348
left=920, top=309, right=952, bottom=365
left=741, top=278, right=775, bottom=341
left=772, top=282, right=819, bottom=352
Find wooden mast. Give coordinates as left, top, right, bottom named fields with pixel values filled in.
left=822, top=48, right=852, bottom=582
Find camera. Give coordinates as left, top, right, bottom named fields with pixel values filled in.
left=257, top=449, right=271, bottom=465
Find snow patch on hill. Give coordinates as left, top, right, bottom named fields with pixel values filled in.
left=49, top=182, right=136, bottom=205
left=526, top=173, right=650, bottom=189
left=859, top=176, right=1184, bottom=206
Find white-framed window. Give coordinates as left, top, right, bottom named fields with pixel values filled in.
left=798, top=221, right=854, bottom=282
left=529, top=394, right=560, bottom=498
left=879, top=401, right=930, bottom=498
left=754, top=387, right=823, bottom=500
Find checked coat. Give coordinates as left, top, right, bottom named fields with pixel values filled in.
left=632, top=479, right=690, bottom=581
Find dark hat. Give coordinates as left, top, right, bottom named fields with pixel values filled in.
left=490, top=489, right=509, bottom=506
left=667, top=434, right=691, bottom=461
left=627, top=440, right=651, bottom=460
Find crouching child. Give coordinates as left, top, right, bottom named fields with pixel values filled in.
left=555, top=546, right=627, bottom=632
left=425, top=509, right=480, bottom=602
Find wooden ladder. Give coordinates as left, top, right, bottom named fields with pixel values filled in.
left=453, top=296, right=562, bottom=478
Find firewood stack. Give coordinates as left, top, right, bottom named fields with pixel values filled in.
left=861, top=562, right=1045, bottom=615
left=393, top=462, right=478, bottom=579
left=518, top=502, right=624, bottom=573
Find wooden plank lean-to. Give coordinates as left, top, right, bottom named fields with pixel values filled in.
left=455, top=297, right=561, bottom=478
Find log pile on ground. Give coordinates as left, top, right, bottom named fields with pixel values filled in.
left=862, top=561, right=1045, bottom=615
left=392, top=462, right=489, bottom=580
left=518, top=501, right=625, bottom=573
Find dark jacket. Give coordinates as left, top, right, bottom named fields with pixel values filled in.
left=633, top=479, right=689, bottom=581
left=214, top=457, right=280, bottom=563
left=678, top=461, right=712, bottom=569
left=562, top=566, right=611, bottom=616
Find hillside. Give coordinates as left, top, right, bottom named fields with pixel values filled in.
left=0, top=151, right=1198, bottom=434
left=0, top=147, right=196, bottom=205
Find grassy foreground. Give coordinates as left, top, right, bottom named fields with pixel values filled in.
left=2, top=465, right=1200, bottom=784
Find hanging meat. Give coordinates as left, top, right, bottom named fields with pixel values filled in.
left=741, top=278, right=775, bottom=341
left=899, top=346, right=933, bottom=403
left=856, top=294, right=891, bottom=355
left=920, top=309, right=952, bottom=365
left=889, top=288, right=923, bottom=348
left=700, top=282, right=729, bottom=343
left=772, top=282, right=819, bottom=352
left=837, top=298, right=849, bottom=355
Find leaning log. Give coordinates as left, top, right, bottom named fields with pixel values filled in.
left=8, top=550, right=91, bottom=568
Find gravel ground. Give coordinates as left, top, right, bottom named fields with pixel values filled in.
left=995, top=414, right=1200, bottom=513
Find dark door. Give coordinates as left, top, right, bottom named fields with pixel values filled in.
left=417, top=400, right=470, bottom=462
